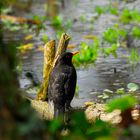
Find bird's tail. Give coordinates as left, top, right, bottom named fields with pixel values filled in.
left=54, top=105, right=65, bottom=119
left=48, top=100, right=54, bottom=119
left=48, top=100, right=64, bottom=119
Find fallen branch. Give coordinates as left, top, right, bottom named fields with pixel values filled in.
left=0, top=14, right=41, bottom=25
left=36, top=40, right=55, bottom=100
left=53, top=33, right=71, bottom=66
left=36, top=33, right=71, bottom=101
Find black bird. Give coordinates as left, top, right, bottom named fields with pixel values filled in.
left=48, top=51, right=78, bottom=118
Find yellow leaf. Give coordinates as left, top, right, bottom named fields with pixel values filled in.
left=84, top=102, right=95, bottom=107
left=112, top=2, right=119, bottom=7
left=67, top=44, right=76, bottom=50
left=24, top=34, right=34, bottom=41
left=18, top=43, right=33, bottom=54
left=83, top=35, right=97, bottom=40
left=121, top=41, right=127, bottom=48
left=23, top=43, right=33, bottom=50
left=37, top=46, right=44, bottom=52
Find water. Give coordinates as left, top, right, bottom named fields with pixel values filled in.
left=3, top=0, right=140, bottom=107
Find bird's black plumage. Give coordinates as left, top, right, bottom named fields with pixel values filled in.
left=48, top=52, right=77, bottom=118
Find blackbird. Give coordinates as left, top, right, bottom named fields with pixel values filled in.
left=48, top=51, right=78, bottom=118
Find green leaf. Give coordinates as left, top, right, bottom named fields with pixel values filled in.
left=42, top=35, right=48, bottom=43
left=108, top=7, right=118, bottom=15
left=52, top=15, right=63, bottom=28
left=95, top=6, right=106, bottom=15
left=106, top=95, right=137, bottom=112
left=120, top=9, right=140, bottom=24
left=120, top=9, right=132, bottom=24
left=116, top=88, right=125, bottom=94
left=80, top=15, right=86, bottom=22
left=129, top=48, right=140, bottom=65
left=103, top=28, right=119, bottom=43
left=95, top=136, right=116, bottom=140
left=48, top=117, right=63, bottom=133
left=73, top=39, right=99, bottom=65
left=102, top=93, right=110, bottom=99
left=132, top=26, right=140, bottom=38
left=56, top=30, right=63, bottom=39
left=64, top=19, right=73, bottom=30
left=86, top=120, right=115, bottom=139
left=127, top=83, right=139, bottom=92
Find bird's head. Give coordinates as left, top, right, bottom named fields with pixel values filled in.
left=56, top=51, right=79, bottom=65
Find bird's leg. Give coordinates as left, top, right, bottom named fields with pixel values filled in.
left=65, top=101, right=72, bottom=112
left=54, top=104, right=65, bottom=119
left=64, top=102, right=72, bottom=124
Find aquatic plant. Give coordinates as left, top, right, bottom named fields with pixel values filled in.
left=116, top=88, right=125, bottom=95
left=106, top=94, right=137, bottom=112
left=95, top=6, right=106, bottom=16
left=103, top=26, right=127, bottom=44
left=52, top=15, right=63, bottom=29
left=73, top=38, right=99, bottom=65
left=127, top=83, right=139, bottom=92
left=120, top=9, right=140, bottom=24
left=42, top=34, right=48, bottom=43
left=131, top=26, right=140, bottom=38
left=129, top=48, right=140, bottom=65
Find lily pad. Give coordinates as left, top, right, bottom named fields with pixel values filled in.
left=103, top=89, right=113, bottom=94
left=98, top=93, right=109, bottom=99
left=127, top=83, right=139, bottom=92
left=102, top=93, right=109, bottom=99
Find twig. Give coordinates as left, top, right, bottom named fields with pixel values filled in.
left=36, top=40, right=55, bottom=100
left=53, top=33, right=71, bottom=66
left=36, top=33, right=71, bottom=101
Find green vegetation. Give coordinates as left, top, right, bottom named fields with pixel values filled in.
left=73, top=2, right=140, bottom=66
left=51, top=15, right=73, bottom=39
left=116, top=88, right=125, bottom=95
left=1, top=0, right=140, bottom=139
left=73, top=38, right=99, bottom=65
left=127, top=83, right=139, bottom=92
left=42, top=34, right=48, bottom=43
left=129, top=48, right=140, bottom=65
left=106, top=94, right=137, bottom=112
left=95, top=6, right=106, bottom=16
left=103, top=26, right=127, bottom=44
left=2, top=0, right=140, bottom=65
left=132, top=26, right=140, bottom=38
left=120, top=9, right=140, bottom=24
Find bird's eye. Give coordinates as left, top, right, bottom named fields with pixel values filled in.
left=66, top=55, right=70, bottom=58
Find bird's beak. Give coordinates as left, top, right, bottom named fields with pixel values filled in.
left=72, top=51, right=79, bottom=56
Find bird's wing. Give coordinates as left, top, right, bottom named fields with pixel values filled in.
left=59, top=68, right=76, bottom=96
left=48, top=69, right=68, bottom=101
left=64, top=68, right=76, bottom=101
left=48, top=69, right=68, bottom=118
